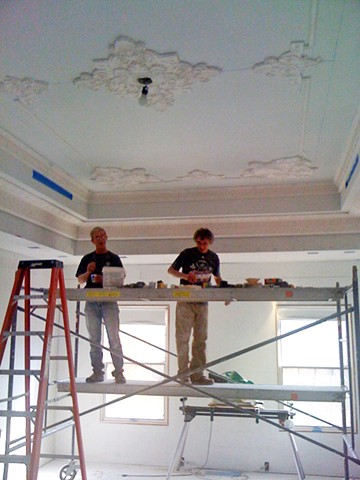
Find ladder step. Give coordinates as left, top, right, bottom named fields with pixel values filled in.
left=0, top=410, right=36, bottom=418
left=31, top=355, right=68, bottom=361
left=0, top=454, right=30, bottom=464
left=46, top=405, right=74, bottom=411
left=2, top=331, right=44, bottom=337
left=0, top=369, right=41, bottom=375
left=18, top=259, right=64, bottom=269
left=40, top=453, right=79, bottom=460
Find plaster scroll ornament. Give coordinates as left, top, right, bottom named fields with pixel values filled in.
left=252, top=41, right=322, bottom=84
left=90, top=157, right=316, bottom=190
left=175, top=169, right=226, bottom=182
left=90, top=167, right=163, bottom=188
left=239, top=156, right=317, bottom=180
left=0, top=76, right=49, bottom=104
left=73, top=35, right=222, bottom=111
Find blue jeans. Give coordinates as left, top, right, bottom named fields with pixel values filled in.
left=84, top=301, right=124, bottom=374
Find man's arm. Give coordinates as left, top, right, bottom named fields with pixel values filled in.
left=77, top=261, right=96, bottom=285
left=168, top=266, right=196, bottom=283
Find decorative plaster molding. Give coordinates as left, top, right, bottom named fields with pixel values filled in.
left=73, top=35, right=222, bottom=111
left=76, top=213, right=360, bottom=242
left=0, top=76, right=48, bottom=104
left=252, top=41, right=322, bottom=84
left=90, top=156, right=317, bottom=189
left=176, top=169, right=226, bottom=182
left=334, top=105, right=360, bottom=191
left=0, top=129, right=90, bottom=204
left=90, top=181, right=338, bottom=205
left=0, top=178, right=80, bottom=237
left=239, top=156, right=317, bottom=180
left=90, top=167, right=162, bottom=188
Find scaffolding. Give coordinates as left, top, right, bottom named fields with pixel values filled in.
left=0, top=261, right=359, bottom=479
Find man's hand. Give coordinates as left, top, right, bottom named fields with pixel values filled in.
left=87, top=262, right=96, bottom=274
left=187, top=271, right=197, bottom=283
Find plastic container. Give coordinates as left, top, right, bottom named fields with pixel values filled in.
left=102, top=267, right=126, bottom=288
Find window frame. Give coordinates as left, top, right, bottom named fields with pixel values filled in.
left=100, top=303, right=170, bottom=426
left=276, top=303, right=357, bottom=433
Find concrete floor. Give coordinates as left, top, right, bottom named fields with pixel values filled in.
left=34, top=460, right=349, bottom=480
left=2, top=460, right=356, bottom=479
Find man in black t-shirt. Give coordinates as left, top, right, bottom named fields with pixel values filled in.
left=168, top=228, right=222, bottom=385
left=76, top=227, right=126, bottom=384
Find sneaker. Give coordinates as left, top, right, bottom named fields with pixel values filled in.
left=86, top=372, right=104, bottom=383
left=191, top=376, right=214, bottom=385
left=113, top=371, right=126, bottom=384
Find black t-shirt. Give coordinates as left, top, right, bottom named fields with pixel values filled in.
left=171, top=247, right=220, bottom=286
left=75, top=251, right=123, bottom=288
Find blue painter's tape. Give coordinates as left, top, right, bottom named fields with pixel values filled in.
left=32, top=170, right=73, bottom=200
left=345, top=154, right=359, bottom=189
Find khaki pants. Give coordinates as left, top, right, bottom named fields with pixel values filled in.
left=175, top=302, right=208, bottom=380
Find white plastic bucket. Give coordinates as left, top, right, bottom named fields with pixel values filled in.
left=102, top=267, right=126, bottom=288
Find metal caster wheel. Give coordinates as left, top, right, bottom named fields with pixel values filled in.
left=59, top=462, right=78, bottom=480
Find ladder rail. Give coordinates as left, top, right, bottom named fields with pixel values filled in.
left=58, top=268, right=87, bottom=480
left=0, top=260, right=87, bottom=480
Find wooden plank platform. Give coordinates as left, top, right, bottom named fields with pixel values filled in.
left=57, top=379, right=346, bottom=402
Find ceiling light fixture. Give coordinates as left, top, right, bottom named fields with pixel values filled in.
left=138, top=77, right=153, bottom=106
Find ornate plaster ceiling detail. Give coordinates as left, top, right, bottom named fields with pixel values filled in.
left=73, top=35, right=222, bottom=111
left=90, top=156, right=316, bottom=190
left=0, top=76, right=48, bottom=104
left=90, top=167, right=162, bottom=188
left=175, top=169, right=226, bottom=181
left=239, top=156, right=317, bottom=180
left=252, top=41, right=322, bottom=83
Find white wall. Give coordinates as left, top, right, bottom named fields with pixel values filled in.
left=1, top=252, right=359, bottom=477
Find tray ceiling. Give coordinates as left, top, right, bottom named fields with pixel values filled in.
left=0, top=0, right=359, bottom=262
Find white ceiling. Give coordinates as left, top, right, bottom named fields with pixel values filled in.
left=0, top=0, right=360, bottom=263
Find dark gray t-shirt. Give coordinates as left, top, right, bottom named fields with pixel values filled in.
left=171, top=247, right=220, bottom=286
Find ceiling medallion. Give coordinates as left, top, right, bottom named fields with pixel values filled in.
left=0, top=75, right=49, bottom=104
left=252, top=41, right=322, bottom=84
left=73, top=35, right=222, bottom=111
left=90, top=156, right=316, bottom=189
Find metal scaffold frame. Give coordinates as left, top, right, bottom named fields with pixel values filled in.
left=1, top=261, right=360, bottom=479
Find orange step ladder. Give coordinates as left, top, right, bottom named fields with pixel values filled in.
left=0, top=260, right=87, bottom=480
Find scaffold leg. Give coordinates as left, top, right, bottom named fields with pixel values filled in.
left=289, top=432, right=305, bottom=480
left=166, top=421, right=191, bottom=480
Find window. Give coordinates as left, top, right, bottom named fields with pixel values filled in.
left=277, top=305, right=354, bottom=432
left=102, top=305, right=169, bottom=425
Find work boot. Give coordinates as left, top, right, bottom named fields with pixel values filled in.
left=86, top=371, right=104, bottom=383
left=112, top=370, right=126, bottom=384
left=177, top=375, right=191, bottom=384
left=191, top=376, right=214, bottom=385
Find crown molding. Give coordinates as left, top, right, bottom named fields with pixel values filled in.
left=0, top=178, right=81, bottom=238
left=0, top=129, right=89, bottom=203
left=335, top=105, right=360, bottom=191
left=90, top=181, right=338, bottom=205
